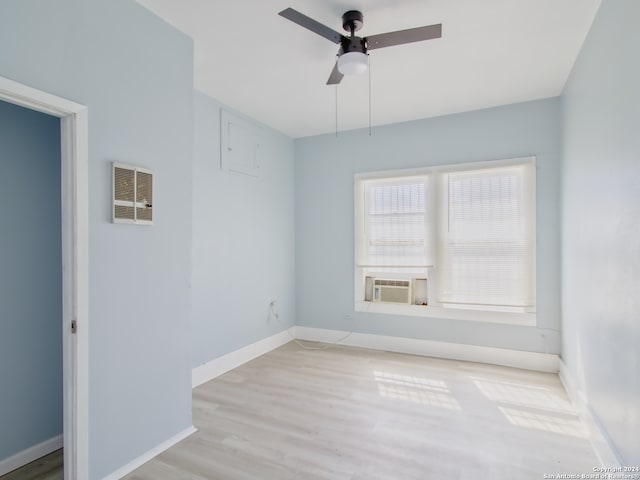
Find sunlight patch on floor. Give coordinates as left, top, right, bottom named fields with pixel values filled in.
left=373, top=371, right=460, bottom=410
left=498, top=406, right=587, bottom=438
left=471, top=376, right=573, bottom=413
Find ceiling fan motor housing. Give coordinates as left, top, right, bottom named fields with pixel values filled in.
left=339, top=36, right=367, bottom=56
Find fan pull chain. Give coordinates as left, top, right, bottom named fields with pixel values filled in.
left=368, top=54, right=372, bottom=136
left=335, top=83, right=338, bottom=138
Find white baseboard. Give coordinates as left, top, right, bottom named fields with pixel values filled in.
left=293, top=326, right=559, bottom=373
left=192, top=329, right=292, bottom=388
left=0, top=434, right=63, bottom=476
left=101, top=425, right=196, bottom=480
left=558, top=361, right=622, bottom=467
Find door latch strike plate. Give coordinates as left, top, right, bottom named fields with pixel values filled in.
left=71, top=320, right=77, bottom=334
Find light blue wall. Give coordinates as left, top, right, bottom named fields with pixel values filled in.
left=192, top=91, right=295, bottom=367
left=561, top=0, right=639, bottom=465
left=295, top=98, right=562, bottom=354
left=3, top=0, right=634, bottom=474
left=0, top=1, right=194, bottom=478
left=0, top=101, right=61, bottom=462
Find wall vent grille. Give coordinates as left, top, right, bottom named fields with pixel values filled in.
left=113, top=163, right=153, bottom=225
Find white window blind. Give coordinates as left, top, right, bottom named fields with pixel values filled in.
left=361, top=177, right=429, bottom=268
left=438, top=164, right=534, bottom=308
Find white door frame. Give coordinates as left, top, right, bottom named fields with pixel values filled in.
left=0, top=75, right=89, bottom=480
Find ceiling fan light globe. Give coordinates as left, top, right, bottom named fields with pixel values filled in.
left=337, top=52, right=368, bottom=75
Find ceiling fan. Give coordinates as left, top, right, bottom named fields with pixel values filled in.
left=279, top=7, right=442, bottom=85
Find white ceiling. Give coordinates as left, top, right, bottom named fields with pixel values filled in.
left=137, top=0, right=601, bottom=138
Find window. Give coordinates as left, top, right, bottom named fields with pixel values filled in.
left=355, top=157, right=535, bottom=320
left=359, top=176, right=429, bottom=269
left=439, top=166, right=534, bottom=309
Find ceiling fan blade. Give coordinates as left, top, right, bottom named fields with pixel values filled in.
left=279, top=8, right=345, bottom=44
left=326, top=61, right=344, bottom=85
left=366, top=23, right=442, bottom=50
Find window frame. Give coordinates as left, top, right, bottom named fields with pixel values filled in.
left=354, top=156, right=536, bottom=325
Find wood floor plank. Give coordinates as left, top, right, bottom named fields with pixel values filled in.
left=0, top=449, right=63, bottom=480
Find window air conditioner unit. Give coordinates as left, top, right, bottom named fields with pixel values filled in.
left=372, top=279, right=412, bottom=305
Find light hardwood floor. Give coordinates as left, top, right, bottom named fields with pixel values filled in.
left=122, top=341, right=598, bottom=480
left=0, top=449, right=63, bottom=480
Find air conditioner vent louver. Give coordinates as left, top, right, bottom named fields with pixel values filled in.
left=374, top=279, right=410, bottom=287
left=113, top=163, right=153, bottom=225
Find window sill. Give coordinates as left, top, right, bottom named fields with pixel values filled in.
left=354, top=301, right=536, bottom=326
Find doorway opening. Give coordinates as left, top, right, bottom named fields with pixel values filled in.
left=0, top=76, right=89, bottom=480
